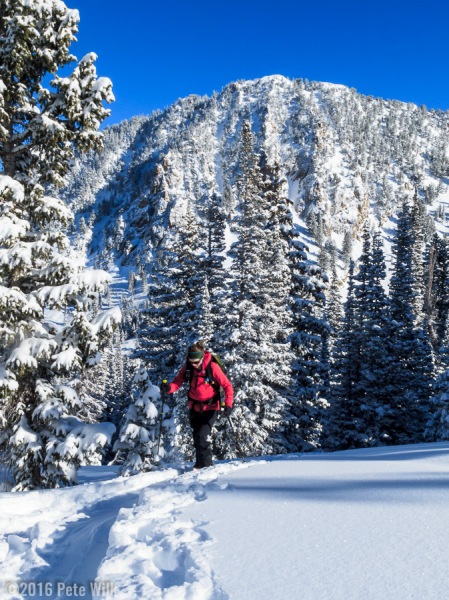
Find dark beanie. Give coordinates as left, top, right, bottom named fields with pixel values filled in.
left=188, top=349, right=204, bottom=361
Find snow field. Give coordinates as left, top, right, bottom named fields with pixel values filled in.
left=182, top=444, right=449, bottom=600
left=2, top=445, right=449, bottom=599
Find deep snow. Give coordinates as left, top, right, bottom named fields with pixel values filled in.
left=2, top=443, right=449, bottom=599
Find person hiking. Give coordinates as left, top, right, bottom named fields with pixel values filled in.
left=162, top=341, right=233, bottom=469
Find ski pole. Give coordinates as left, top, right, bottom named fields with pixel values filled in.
left=156, top=380, right=167, bottom=458
left=226, top=414, right=247, bottom=462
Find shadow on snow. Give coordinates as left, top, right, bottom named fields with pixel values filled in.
left=26, top=492, right=140, bottom=598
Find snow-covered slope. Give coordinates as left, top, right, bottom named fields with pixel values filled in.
left=2, top=443, right=449, bottom=599
left=63, top=76, right=449, bottom=272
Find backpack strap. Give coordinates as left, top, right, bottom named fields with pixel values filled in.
left=205, top=360, right=214, bottom=385
left=206, top=358, right=221, bottom=402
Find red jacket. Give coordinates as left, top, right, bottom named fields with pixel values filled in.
left=168, top=352, right=233, bottom=412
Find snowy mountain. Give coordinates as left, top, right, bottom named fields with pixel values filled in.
left=62, top=75, right=449, bottom=271
left=55, top=75, right=449, bottom=467
left=3, top=443, right=449, bottom=599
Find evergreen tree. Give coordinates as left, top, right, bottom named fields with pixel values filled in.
left=202, top=192, right=230, bottom=352
left=100, top=326, right=130, bottom=429
left=177, top=200, right=207, bottom=346
left=328, top=229, right=394, bottom=448
left=0, top=2, right=113, bottom=186
left=342, top=230, right=353, bottom=266
left=114, top=367, right=161, bottom=474
left=326, top=261, right=364, bottom=449
left=287, top=226, right=329, bottom=450
left=326, top=254, right=344, bottom=338
left=353, top=229, right=393, bottom=445
left=223, top=122, right=291, bottom=456
left=128, top=270, right=137, bottom=295
left=387, top=202, right=434, bottom=443
left=75, top=361, right=107, bottom=423
left=134, top=246, right=187, bottom=462
left=0, top=1, right=117, bottom=489
left=426, top=360, right=449, bottom=441
left=258, top=156, right=294, bottom=451
left=423, top=234, right=449, bottom=361
left=138, top=246, right=185, bottom=385
left=410, top=192, right=427, bottom=323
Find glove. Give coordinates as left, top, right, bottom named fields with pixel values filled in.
left=223, top=405, right=233, bottom=417
left=160, top=380, right=170, bottom=393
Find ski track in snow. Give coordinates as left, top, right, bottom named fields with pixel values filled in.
left=0, top=468, right=180, bottom=599
left=28, top=493, right=140, bottom=592
left=0, top=462, right=247, bottom=600
left=94, top=462, right=248, bottom=600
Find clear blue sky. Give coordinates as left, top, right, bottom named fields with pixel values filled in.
left=71, top=0, right=449, bottom=126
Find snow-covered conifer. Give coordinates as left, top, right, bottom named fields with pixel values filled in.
left=223, top=125, right=292, bottom=456
left=387, top=203, right=434, bottom=443
left=176, top=200, right=209, bottom=345
left=326, top=261, right=363, bottom=449
left=136, top=246, right=185, bottom=386
left=354, top=229, right=394, bottom=445
left=425, top=360, right=449, bottom=441
left=423, top=234, right=449, bottom=362
left=410, top=192, right=427, bottom=323
left=326, top=254, right=344, bottom=337
left=286, top=217, right=329, bottom=451
left=202, top=192, right=230, bottom=351
left=114, top=368, right=161, bottom=474
left=0, top=1, right=117, bottom=489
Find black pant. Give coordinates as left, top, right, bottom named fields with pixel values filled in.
left=189, top=409, right=218, bottom=468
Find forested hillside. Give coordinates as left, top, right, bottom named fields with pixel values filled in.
left=64, top=76, right=449, bottom=268
left=59, top=75, right=449, bottom=473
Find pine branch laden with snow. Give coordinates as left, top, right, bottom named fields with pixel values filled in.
left=0, top=1, right=117, bottom=491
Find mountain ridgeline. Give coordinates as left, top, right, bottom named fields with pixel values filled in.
left=63, top=75, right=449, bottom=269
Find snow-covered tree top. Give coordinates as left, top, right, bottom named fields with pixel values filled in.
left=0, top=0, right=113, bottom=189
